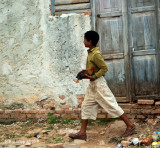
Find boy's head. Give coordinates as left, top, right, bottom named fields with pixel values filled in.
left=84, top=31, right=99, bottom=47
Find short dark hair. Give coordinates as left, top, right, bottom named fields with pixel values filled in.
left=84, top=31, right=99, bottom=46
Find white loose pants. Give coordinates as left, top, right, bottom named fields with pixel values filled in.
left=81, top=76, right=124, bottom=120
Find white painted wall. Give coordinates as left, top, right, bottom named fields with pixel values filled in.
left=0, top=0, right=91, bottom=109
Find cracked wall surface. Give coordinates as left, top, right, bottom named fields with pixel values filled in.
left=0, top=0, right=91, bottom=109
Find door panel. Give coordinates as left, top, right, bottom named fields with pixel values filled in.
left=99, top=0, right=122, bottom=12
left=99, top=17, right=123, bottom=54
left=132, top=12, right=156, bottom=50
left=133, top=55, right=158, bottom=96
left=131, top=0, right=155, bottom=7
left=104, top=59, right=127, bottom=98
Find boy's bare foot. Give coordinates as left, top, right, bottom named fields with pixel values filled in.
left=69, top=132, right=87, bottom=141
left=73, top=79, right=79, bottom=83
left=121, top=124, right=136, bottom=137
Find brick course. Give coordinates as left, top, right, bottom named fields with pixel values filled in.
left=137, top=99, right=154, bottom=105
left=0, top=100, right=160, bottom=122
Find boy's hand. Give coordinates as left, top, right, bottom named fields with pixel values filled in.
left=73, top=79, right=79, bottom=83
left=81, top=73, right=95, bottom=81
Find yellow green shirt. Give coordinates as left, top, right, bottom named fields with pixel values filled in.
left=86, top=47, right=108, bottom=79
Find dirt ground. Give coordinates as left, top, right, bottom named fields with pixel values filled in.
left=0, top=117, right=159, bottom=148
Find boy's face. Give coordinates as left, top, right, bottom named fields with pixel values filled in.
left=83, top=37, right=92, bottom=48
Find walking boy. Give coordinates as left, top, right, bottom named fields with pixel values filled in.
left=69, top=31, right=135, bottom=141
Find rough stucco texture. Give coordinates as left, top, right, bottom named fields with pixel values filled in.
left=0, top=0, right=91, bottom=109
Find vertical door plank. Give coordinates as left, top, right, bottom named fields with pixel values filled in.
left=155, top=0, right=160, bottom=97
left=51, top=0, right=55, bottom=15
left=122, top=0, right=131, bottom=100
left=91, top=0, right=96, bottom=30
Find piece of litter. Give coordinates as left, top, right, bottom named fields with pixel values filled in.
left=99, top=140, right=105, bottom=145
left=116, top=144, right=121, bottom=147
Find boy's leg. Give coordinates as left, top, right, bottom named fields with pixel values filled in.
left=95, top=77, right=136, bottom=137
left=69, top=119, right=88, bottom=140
left=69, top=81, right=98, bottom=141
left=79, top=119, right=88, bottom=135
left=120, top=113, right=136, bottom=137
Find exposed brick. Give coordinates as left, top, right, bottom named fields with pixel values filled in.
left=137, top=115, right=146, bottom=119
left=123, top=109, right=130, bottom=114
left=28, top=110, right=37, bottom=114
left=10, top=113, right=26, bottom=120
left=43, top=104, right=54, bottom=110
left=27, top=114, right=35, bottom=119
left=70, top=114, right=78, bottom=119
left=35, top=114, right=40, bottom=119
left=83, top=12, right=92, bottom=16
left=155, top=101, right=160, bottom=106
left=133, top=104, right=153, bottom=109
left=53, top=114, right=61, bottom=118
left=130, top=109, right=141, bottom=114
left=0, top=110, right=5, bottom=114
left=65, top=110, right=72, bottom=114
left=5, top=110, right=12, bottom=114
left=138, top=99, right=154, bottom=105
left=97, top=114, right=107, bottom=119
left=15, top=117, right=27, bottom=122
left=37, top=110, right=46, bottom=114
left=147, top=115, right=155, bottom=119
left=0, top=101, right=159, bottom=122
left=21, top=110, right=29, bottom=113
left=156, top=116, right=160, bottom=119
left=55, top=110, right=63, bottom=114
left=141, top=109, right=153, bottom=114
left=126, top=114, right=135, bottom=119
left=101, top=109, right=106, bottom=113
left=35, top=114, right=47, bottom=119
left=97, top=109, right=101, bottom=114
left=60, top=105, right=69, bottom=109
left=152, top=109, right=160, bottom=114
left=12, top=110, right=22, bottom=113
left=61, top=114, right=71, bottom=119
left=119, top=103, right=133, bottom=109
left=107, top=114, right=112, bottom=119
left=45, top=110, right=55, bottom=114
left=73, top=109, right=81, bottom=114
left=0, top=114, right=11, bottom=119
left=59, top=95, right=65, bottom=100
left=10, top=112, right=20, bottom=118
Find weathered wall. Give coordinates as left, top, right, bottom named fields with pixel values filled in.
left=0, top=0, right=91, bottom=110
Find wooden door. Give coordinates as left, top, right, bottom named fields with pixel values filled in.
left=128, top=0, right=160, bottom=100
left=95, top=0, right=160, bottom=102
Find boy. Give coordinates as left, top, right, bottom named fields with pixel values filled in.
left=69, top=31, right=135, bottom=141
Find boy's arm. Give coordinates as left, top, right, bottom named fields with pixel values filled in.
left=92, top=53, right=108, bottom=79
left=82, top=53, right=108, bottom=81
